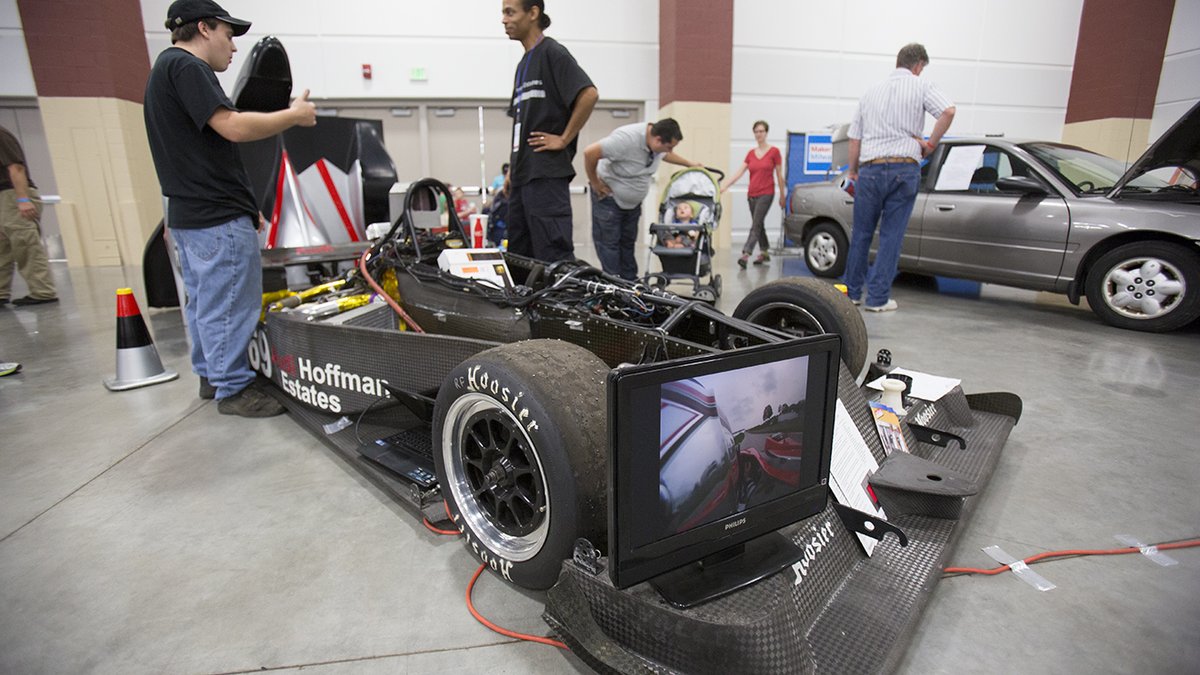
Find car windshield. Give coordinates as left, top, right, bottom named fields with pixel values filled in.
left=1022, top=142, right=1174, bottom=194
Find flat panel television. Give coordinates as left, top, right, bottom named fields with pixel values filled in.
left=607, top=335, right=840, bottom=607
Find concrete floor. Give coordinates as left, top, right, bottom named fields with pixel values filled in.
left=2, top=241, right=1198, bottom=674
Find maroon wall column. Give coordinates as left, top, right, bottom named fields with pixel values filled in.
left=1063, top=0, right=1174, bottom=160
left=18, top=0, right=151, bottom=103
left=659, top=0, right=733, bottom=106
left=16, top=0, right=161, bottom=267
left=658, top=0, right=735, bottom=242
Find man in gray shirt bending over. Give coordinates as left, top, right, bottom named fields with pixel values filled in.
left=584, top=119, right=700, bottom=280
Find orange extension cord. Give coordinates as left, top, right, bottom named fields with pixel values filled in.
left=466, top=564, right=567, bottom=650
left=944, top=538, right=1200, bottom=577
left=424, top=504, right=567, bottom=650
left=358, top=247, right=425, bottom=333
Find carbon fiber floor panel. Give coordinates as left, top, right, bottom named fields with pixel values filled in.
left=544, top=380, right=1019, bottom=674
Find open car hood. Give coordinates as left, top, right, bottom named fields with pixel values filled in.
left=1110, top=100, right=1200, bottom=197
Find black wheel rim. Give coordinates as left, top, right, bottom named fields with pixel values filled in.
left=441, top=393, right=550, bottom=561
left=746, top=301, right=825, bottom=337
left=460, top=409, right=546, bottom=537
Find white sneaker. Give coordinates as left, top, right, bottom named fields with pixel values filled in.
left=849, top=297, right=862, bottom=306
left=864, top=299, right=898, bottom=312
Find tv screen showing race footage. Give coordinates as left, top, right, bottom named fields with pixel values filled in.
left=656, top=355, right=811, bottom=540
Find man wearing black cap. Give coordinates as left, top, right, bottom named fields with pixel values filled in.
left=144, top=0, right=317, bottom=417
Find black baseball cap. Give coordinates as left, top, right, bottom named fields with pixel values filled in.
left=165, top=0, right=252, bottom=36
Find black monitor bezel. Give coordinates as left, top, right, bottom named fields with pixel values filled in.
left=606, top=334, right=840, bottom=592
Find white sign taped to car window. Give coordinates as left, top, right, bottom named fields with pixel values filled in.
left=934, top=145, right=986, bottom=191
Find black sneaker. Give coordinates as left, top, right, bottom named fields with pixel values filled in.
left=12, top=296, right=58, bottom=306
left=0, top=298, right=9, bottom=306
left=217, top=385, right=286, bottom=417
left=199, top=377, right=216, bottom=400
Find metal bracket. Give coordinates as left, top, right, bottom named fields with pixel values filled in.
left=832, top=502, right=908, bottom=547
left=908, top=423, right=966, bottom=450
left=572, top=538, right=604, bottom=576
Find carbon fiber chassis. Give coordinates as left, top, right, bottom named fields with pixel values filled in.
left=543, top=363, right=1021, bottom=674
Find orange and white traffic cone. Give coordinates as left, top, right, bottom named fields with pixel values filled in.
left=104, top=288, right=178, bottom=391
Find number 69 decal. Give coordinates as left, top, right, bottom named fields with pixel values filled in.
left=247, top=327, right=273, bottom=378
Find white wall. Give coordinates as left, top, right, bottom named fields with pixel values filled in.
left=4, top=0, right=1195, bottom=248
left=722, top=0, right=1084, bottom=238
left=1152, top=0, right=1200, bottom=139
left=0, top=0, right=35, bottom=97
left=139, top=0, right=659, bottom=104
left=728, top=0, right=1087, bottom=153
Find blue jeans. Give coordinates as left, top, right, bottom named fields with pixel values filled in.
left=843, top=163, right=920, bottom=306
left=171, top=216, right=263, bottom=399
left=591, top=192, right=641, bottom=280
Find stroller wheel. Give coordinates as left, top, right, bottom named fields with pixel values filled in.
left=712, top=274, right=723, bottom=297
left=694, top=286, right=717, bottom=302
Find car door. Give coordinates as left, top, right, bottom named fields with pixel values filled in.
left=915, top=144, right=1071, bottom=289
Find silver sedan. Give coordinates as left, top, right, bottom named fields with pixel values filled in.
left=785, top=104, right=1200, bottom=332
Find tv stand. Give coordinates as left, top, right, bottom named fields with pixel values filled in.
left=651, top=531, right=801, bottom=608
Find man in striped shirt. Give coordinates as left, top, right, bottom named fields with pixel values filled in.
left=845, top=43, right=955, bottom=312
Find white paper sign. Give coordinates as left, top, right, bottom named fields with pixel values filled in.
left=867, top=368, right=961, bottom=402
left=934, top=144, right=986, bottom=191
left=829, top=399, right=886, bottom=555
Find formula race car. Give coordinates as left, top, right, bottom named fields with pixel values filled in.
left=249, top=178, right=868, bottom=591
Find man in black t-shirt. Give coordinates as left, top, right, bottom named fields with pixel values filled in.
left=144, top=0, right=316, bottom=417
left=501, top=0, right=598, bottom=262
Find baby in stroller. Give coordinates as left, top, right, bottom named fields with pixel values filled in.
left=664, top=202, right=701, bottom=249
left=643, top=166, right=725, bottom=300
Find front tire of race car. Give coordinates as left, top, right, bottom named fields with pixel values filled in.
left=433, top=339, right=608, bottom=590
left=733, top=277, right=869, bottom=377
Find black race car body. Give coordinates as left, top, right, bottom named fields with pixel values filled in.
left=248, top=178, right=869, bottom=591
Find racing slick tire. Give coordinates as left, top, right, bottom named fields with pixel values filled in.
left=1084, top=241, right=1200, bottom=333
left=433, top=339, right=608, bottom=590
left=733, top=277, right=868, bottom=377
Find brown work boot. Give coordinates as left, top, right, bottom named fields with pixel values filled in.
left=217, top=384, right=285, bottom=417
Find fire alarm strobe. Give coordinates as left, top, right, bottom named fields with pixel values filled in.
left=437, top=248, right=513, bottom=289
left=362, top=64, right=372, bottom=79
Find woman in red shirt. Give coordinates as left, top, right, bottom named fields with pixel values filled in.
left=720, top=120, right=786, bottom=268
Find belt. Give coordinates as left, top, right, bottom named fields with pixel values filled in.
left=862, top=157, right=918, bottom=166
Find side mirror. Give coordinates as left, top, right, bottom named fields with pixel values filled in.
left=996, top=176, right=1047, bottom=194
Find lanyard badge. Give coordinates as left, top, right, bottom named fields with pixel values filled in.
left=512, top=37, right=543, bottom=154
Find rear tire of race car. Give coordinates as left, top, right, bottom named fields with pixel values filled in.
left=733, top=277, right=869, bottom=377
left=433, top=339, right=608, bottom=590
left=804, top=220, right=848, bottom=278
left=1084, top=241, right=1200, bottom=333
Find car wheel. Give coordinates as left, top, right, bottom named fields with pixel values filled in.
left=1084, top=242, right=1200, bottom=332
left=433, top=339, right=608, bottom=590
left=804, top=221, right=848, bottom=278
left=732, top=277, right=868, bottom=376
